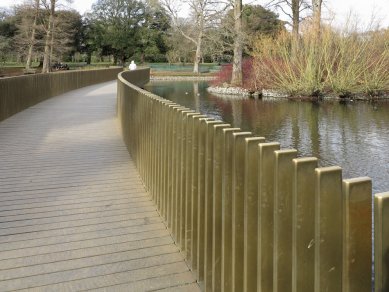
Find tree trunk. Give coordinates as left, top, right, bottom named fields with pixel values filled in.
left=311, top=0, right=323, bottom=92
left=193, top=8, right=205, bottom=74
left=291, top=0, right=300, bottom=56
left=26, top=0, right=40, bottom=70
left=193, top=32, right=202, bottom=74
left=312, top=0, right=322, bottom=34
left=42, top=0, right=55, bottom=73
left=231, top=0, right=243, bottom=87
left=50, top=19, right=55, bottom=64
left=42, top=36, right=51, bottom=73
left=86, top=52, right=91, bottom=64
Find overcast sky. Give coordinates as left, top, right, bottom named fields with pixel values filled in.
left=1, top=0, right=388, bottom=30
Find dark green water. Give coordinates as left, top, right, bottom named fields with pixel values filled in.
left=144, top=80, right=389, bottom=194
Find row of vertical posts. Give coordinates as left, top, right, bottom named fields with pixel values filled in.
left=118, top=70, right=389, bottom=292
left=0, top=67, right=123, bottom=122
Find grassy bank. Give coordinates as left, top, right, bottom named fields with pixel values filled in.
left=150, top=70, right=215, bottom=77
left=1, top=62, right=220, bottom=78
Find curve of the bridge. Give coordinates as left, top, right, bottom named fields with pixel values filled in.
left=0, top=81, right=199, bottom=292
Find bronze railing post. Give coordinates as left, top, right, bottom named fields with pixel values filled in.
left=243, top=137, right=265, bottom=292
left=211, top=124, right=232, bottom=292
left=374, top=192, right=389, bottom=292
left=342, top=177, right=372, bottom=292
left=292, top=157, right=318, bottom=292
left=315, top=167, right=343, bottom=292
left=258, top=142, right=280, bottom=292
left=273, top=149, right=298, bottom=292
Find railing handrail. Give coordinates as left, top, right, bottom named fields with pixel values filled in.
left=0, top=67, right=123, bottom=122
left=117, top=68, right=388, bottom=292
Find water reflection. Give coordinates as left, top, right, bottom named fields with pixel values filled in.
left=144, top=80, right=389, bottom=194
left=193, top=82, right=200, bottom=112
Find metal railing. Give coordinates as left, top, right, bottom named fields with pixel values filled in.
left=0, top=67, right=123, bottom=122
left=117, top=68, right=389, bottom=292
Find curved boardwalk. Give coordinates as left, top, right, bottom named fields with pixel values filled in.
left=0, top=81, right=199, bottom=292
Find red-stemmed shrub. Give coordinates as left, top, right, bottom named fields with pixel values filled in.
left=211, top=63, right=232, bottom=86
left=211, top=58, right=257, bottom=91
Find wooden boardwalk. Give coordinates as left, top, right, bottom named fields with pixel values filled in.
left=0, top=81, right=199, bottom=292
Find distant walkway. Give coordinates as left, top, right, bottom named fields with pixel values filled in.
left=0, top=81, right=199, bottom=291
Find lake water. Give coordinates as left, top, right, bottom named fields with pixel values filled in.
left=144, top=80, right=389, bottom=194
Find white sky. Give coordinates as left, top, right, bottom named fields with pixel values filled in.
left=1, top=0, right=388, bottom=29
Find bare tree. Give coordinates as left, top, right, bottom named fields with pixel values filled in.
left=41, top=0, right=55, bottom=73
left=52, top=10, right=81, bottom=62
left=312, top=0, right=322, bottom=33
left=165, top=27, right=194, bottom=63
left=231, top=0, right=242, bottom=86
left=13, top=0, right=77, bottom=71
left=12, top=3, right=44, bottom=65
left=266, top=0, right=310, bottom=44
left=203, top=3, right=283, bottom=86
left=161, top=0, right=229, bottom=73
left=25, top=0, right=40, bottom=70
left=41, top=0, right=73, bottom=72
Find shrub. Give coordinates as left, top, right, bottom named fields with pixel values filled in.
left=211, top=63, right=232, bottom=86
left=251, top=22, right=389, bottom=97
left=211, top=58, right=257, bottom=91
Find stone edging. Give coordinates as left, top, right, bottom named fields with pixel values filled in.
left=206, top=86, right=252, bottom=97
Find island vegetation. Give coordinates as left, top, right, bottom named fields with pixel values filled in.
left=0, top=0, right=387, bottom=98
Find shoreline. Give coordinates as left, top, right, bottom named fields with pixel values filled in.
left=148, top=78, right=389, bottom=101
left=150, top=75, right=216, bottom=81
left=207, top=86, right=389, bottom=101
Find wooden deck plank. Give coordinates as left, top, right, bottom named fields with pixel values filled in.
left=0, top=210, right=163, bottom=244
left=0, top=245, right=180, bottom=281
left=0, top=204, right=158, bottom=222
left=0, top=199, right=154, bottom=219
left=5, top=261, right=189, bottom=291
left=0, top=214, right=161, bottom=237
left=0, top=182, right=145, bottom=199
left=0, top=191, right=148, bottom=208
left=154, top=283, right=202, bottom=292
left=25, top=271, right=197, bottom=292
left=88, top=272, right=198, bottom=292
left=0, top=229, right=170, bottom=260
left=0, top=194, right=150, bottom=213
left=0, top=81, right=199, bottom=292
left=0, top=234, right=173, bottom=269
left=0, top=206, right=155, bottom=228
left=0, top=169, right=135, bottom=184
left=0, top=208, right=156, bottom=229
left=0, top=178, right=142, bottom=193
